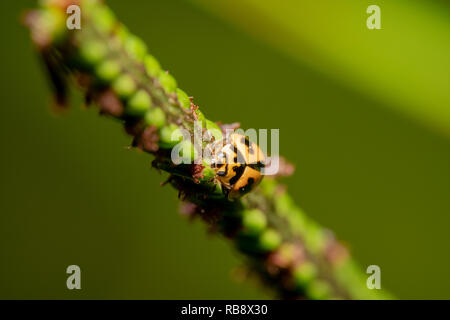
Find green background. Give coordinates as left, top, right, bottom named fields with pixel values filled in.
left=0, top=0, right=449, bottom=299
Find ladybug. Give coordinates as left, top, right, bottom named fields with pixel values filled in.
left=210, top=133, right=265, bottom=200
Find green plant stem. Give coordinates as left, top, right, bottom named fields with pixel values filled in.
left=24, top=0, right=391, bottom=299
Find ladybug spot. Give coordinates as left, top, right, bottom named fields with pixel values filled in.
left=241, top=137, right=251, bottom=147
left=249, top=162, right=265, bottom=171
left=229, top=165, right=246, bottom=186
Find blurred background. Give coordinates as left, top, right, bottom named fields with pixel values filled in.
left=0, top=0, right=449, bottom=299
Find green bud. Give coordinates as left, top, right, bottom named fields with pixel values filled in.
left=306, top=280, right=332, bottom=300
left=242, top=209, right=267, bottom=235
left=40, top=7, right=66, bottom=44
left=293, top=262, right=317, bottom=287
left=200, top=166, right=216, bottom=182
left=127, top=90, right=152, bottom=116
left=259, top=179, right=277, bottom=197
left=82, top=0, right=101, bottom=12
left=196, top=109, right=206, bottom=124
left=144, top=55, right=162, bottom=77
left=125, top=35, right=147, bottom=61
left=176, top=88, right=190, bottom=109
left=116, top=24, right=129, bottom=43
left=304, top=221, right=326, bottom=254
left=93, top=5, right=116, bottom=33
left=173, top=140, right=198, bottom=163
left=174, top=89, right=205, bottom=124
left=144, top=108, right=166, bottom=128
left=158, top=72, right=177, bottom=93
left=79, top=41, right=107, bottom=66
left=112, top=75, right=136, bottom=99
left=287, top=209, right=307, bottom=233
left=95, top=60, right=121, bottom=83
left=159, top=124, right=182, bottom=148
left=205, top=120, right=223, bottom=141
left=259, top=229, right=282, bottom=251
left=209, top=183, right=224, bottom=198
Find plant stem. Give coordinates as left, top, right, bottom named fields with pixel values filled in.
left=24, top=0, right=392, bottom=299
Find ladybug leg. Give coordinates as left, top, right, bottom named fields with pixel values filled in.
left=222, top=186, right=230, bottom=198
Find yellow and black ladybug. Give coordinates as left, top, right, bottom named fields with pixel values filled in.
left=210, top=133, right=265, bottom=200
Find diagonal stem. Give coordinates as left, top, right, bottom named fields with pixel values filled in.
left=24, top=0, right=392, bottom=300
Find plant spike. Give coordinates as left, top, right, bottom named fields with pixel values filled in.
left=24, top=0, right=392, bottom=300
